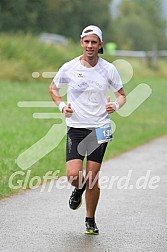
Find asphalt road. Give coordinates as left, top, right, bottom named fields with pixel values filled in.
left=0, top=136, right=167, bottom=252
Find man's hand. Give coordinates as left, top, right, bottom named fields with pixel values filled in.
left=62, top=103, right=73, bottom=117
left=106, top=96, right=117, bottom=114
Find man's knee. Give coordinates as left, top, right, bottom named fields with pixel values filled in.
left=66, top=159, right=83, bottom=180
left=85, top=170, right=100, bottom=188
left=67, top=168, right=84, bottom=188
left=67, top=170, right=80, bottom=181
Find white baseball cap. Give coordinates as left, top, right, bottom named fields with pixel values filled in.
left=80, top=25, right=103, bottom=54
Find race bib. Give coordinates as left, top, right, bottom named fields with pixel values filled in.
left=95, top=124, right=112, bottom=144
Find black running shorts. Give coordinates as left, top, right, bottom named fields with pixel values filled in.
left=66, top=127, right=108, bottom=163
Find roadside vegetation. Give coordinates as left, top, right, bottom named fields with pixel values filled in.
left=0, top=34, right=167, bottom=199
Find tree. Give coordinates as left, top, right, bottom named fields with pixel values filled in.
left=0, top=0, right=48, bottom=33
left=111, top=0, right=167, bottom=50
left=46, top=0, right=112, bottom=42
left=0, top=0, right=112, bottom=43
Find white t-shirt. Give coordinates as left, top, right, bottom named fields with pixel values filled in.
left=53, top=56, right=123, bottom=128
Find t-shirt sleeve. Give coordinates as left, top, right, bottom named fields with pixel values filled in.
left=108, top=64, right=123, bottom=92
left=53, top=63, right=70, bottom=88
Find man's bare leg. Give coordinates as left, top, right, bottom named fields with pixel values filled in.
left=85, top=160, right=101, bottom=218
left=66, top=159, right=84, bottom=188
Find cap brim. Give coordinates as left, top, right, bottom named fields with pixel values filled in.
left=98, top=47, right=103, bottom=54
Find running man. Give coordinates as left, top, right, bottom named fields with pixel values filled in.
left=49, top=25, right=126, bottom=235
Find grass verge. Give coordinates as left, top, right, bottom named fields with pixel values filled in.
left=0, top=75, right=167, bottom=199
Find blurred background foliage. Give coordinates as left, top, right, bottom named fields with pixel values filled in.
left=0, top=0, right=167, bottom=50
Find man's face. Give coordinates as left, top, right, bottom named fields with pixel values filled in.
left=80, top=34, right=103, bottom=59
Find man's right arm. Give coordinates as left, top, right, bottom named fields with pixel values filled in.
left=49, top=81, right=73, bottom=117
left=49, top=81, right=63, bottom=107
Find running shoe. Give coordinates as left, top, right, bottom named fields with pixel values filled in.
left=85, top=220, right=99, bottom=235
left=69, top=188, right=83, bottom=210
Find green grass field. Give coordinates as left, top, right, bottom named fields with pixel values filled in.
left=0, top=33, right=167, bottom=199
left=0, top=75, right=167, bottom=199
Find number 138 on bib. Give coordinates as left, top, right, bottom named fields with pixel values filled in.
left=95, top=124, right=112, bottom=144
